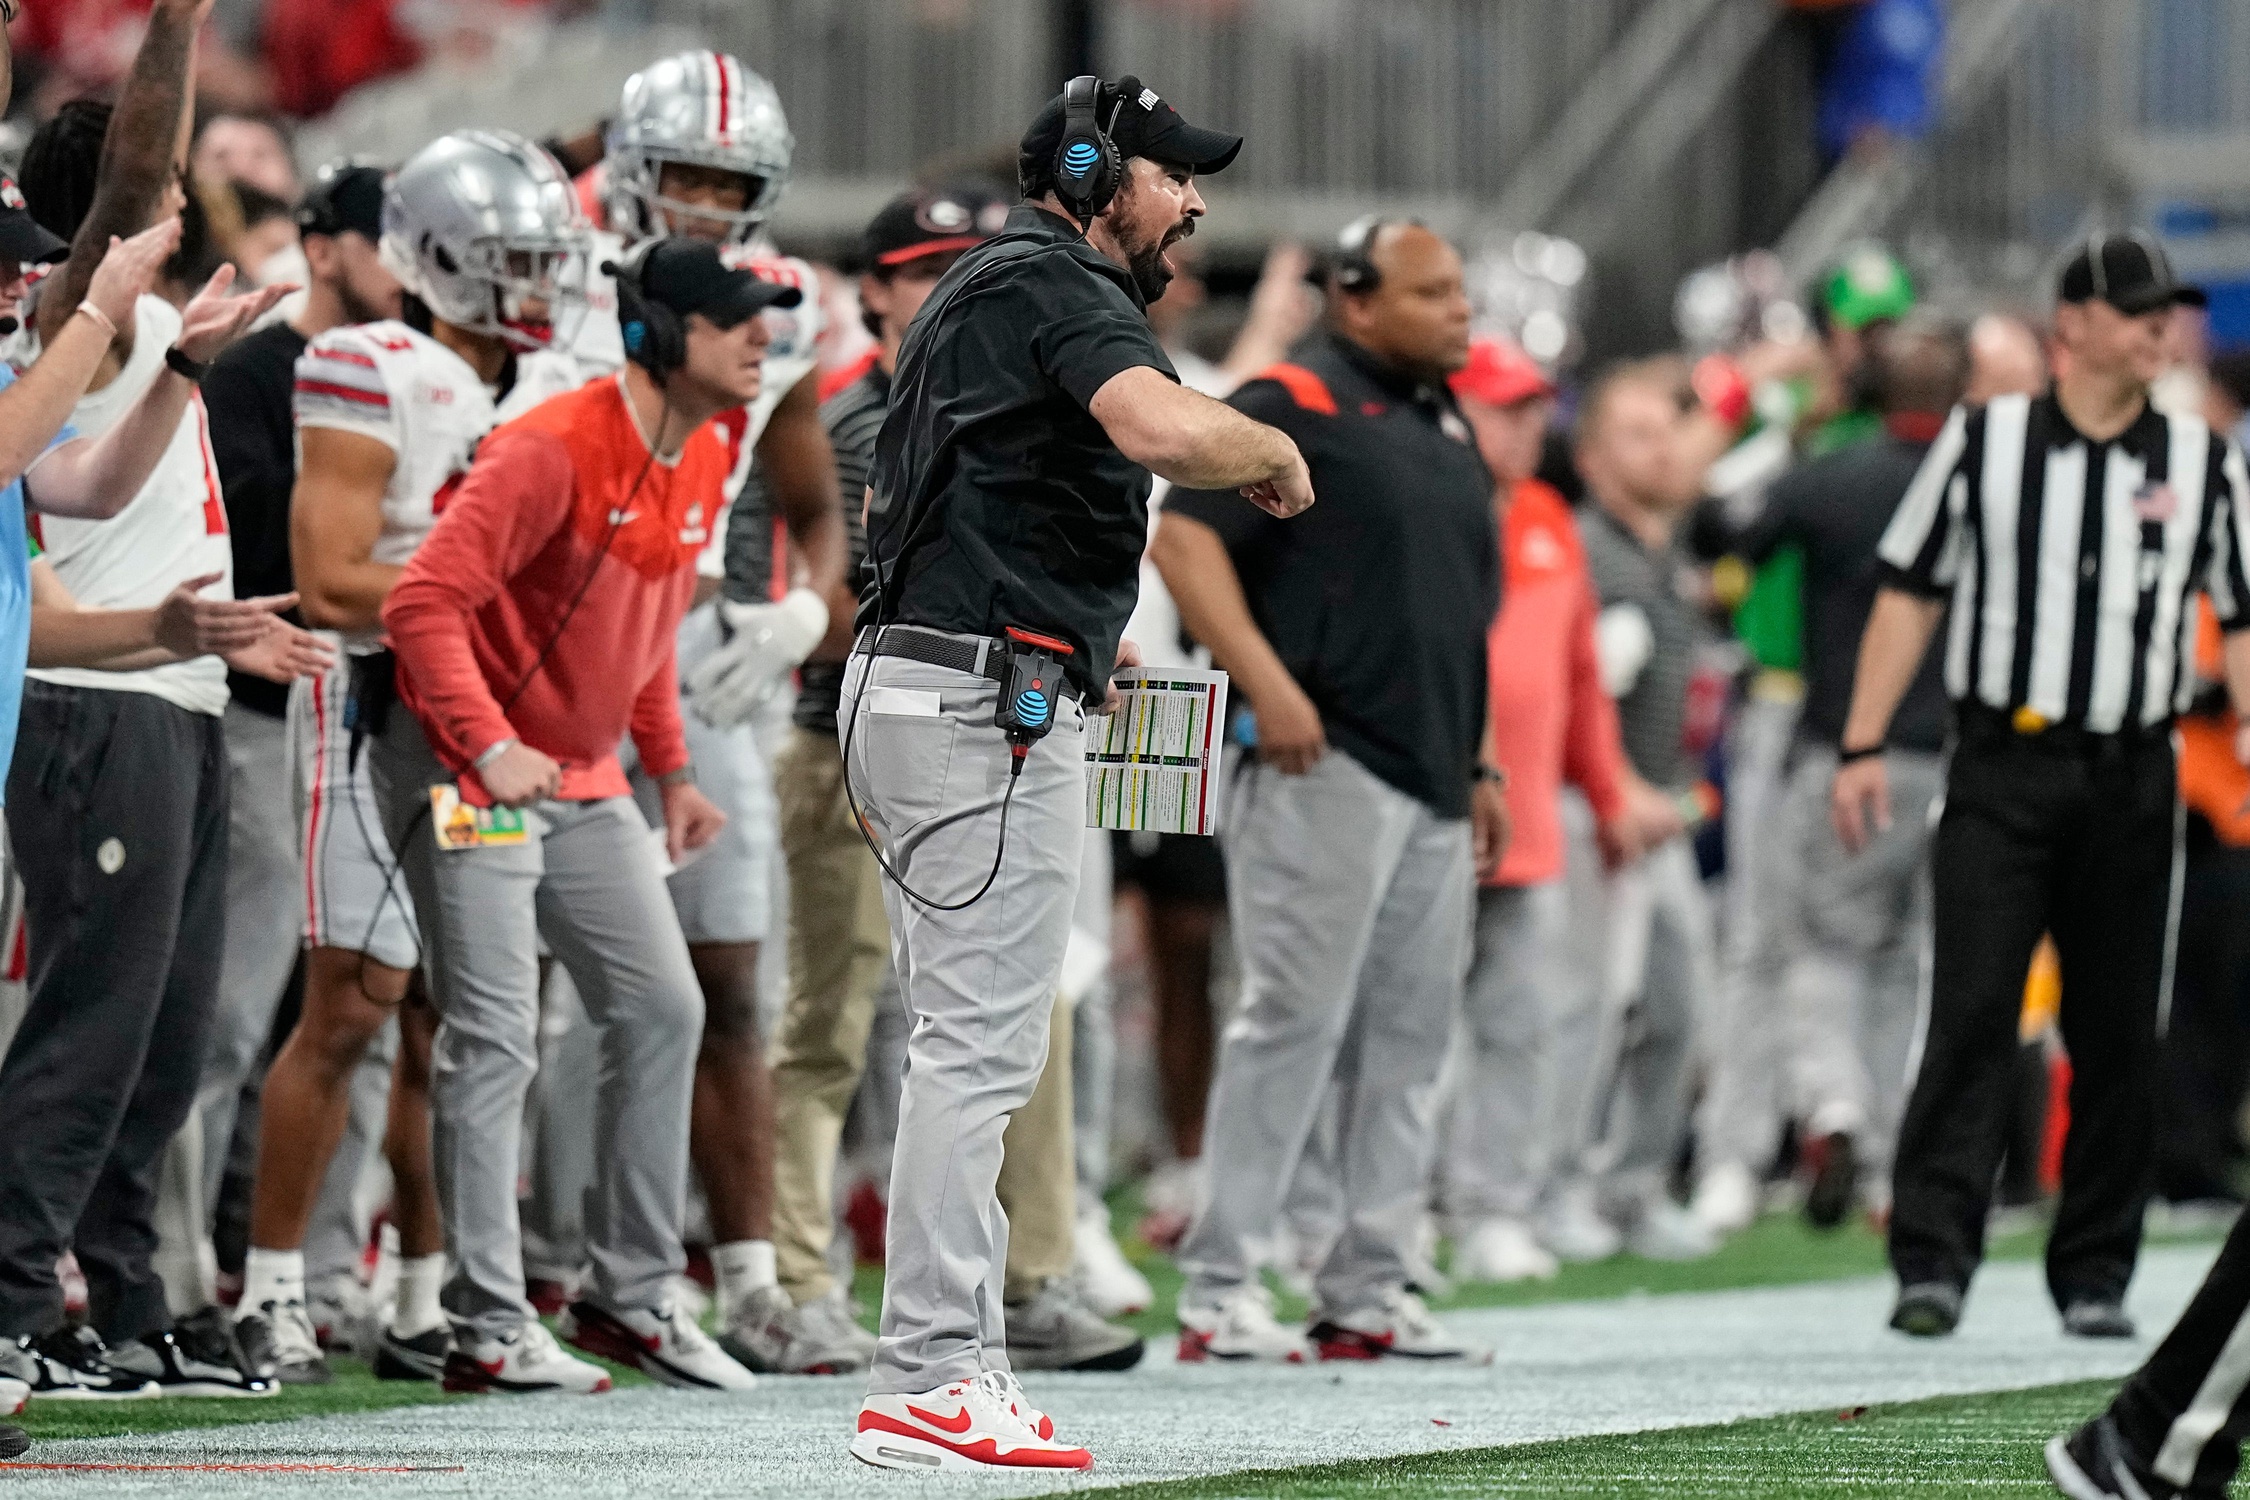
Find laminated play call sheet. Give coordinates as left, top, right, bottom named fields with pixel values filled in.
left=1086, top=668, right=1229, bottom=836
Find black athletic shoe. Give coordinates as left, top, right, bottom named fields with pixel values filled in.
left=2062, top=1299, right=2137, bottom=1340
left=111, top=1311, right=274, bottom=1398
left=234, top=1301, right=332, bottom=1385
left=1890, top=1282, right=1964, bottom=1337
left=2, top=1327, right=158, bottom=1399
left=1804, top=1132, right=1860, bottom=1231
left=2045, top=1410, right=2189, bottom=1498
left=0, top=1423, right=26, bottom=1460
left=373, top=1324, right=449, bottom=1383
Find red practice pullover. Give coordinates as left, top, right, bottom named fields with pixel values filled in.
left=1486, top=478, right=1631, bottom=886
left=384, top=375, right=726, bottom=805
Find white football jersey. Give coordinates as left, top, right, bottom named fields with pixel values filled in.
left=293, top=321, right=501, bottom=652
left=31, top=295, right=235, bottom=716
left=520, top=231, right=825, bottom=579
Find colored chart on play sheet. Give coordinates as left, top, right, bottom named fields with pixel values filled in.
left=1086, top=669, right=1230, bottom=836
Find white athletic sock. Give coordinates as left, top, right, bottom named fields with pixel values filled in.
left=391, top=1255, right=447, bottom=1340
left=712, top=1240, right=777, bottom=1317
left=239, top=1247, right=305, bottom=1318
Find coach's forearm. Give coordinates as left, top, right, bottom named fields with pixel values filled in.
left=1091, top=365, right=1297, bottom=490
left=1840, top=588, right=1944, bottom=749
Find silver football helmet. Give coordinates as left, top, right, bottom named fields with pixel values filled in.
left=606, top=50, right=793, bottom=244
left=380, top=129, right=589, bottom=354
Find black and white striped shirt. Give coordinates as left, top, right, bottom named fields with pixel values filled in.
left=1877, top=392, right=2250, bottom=733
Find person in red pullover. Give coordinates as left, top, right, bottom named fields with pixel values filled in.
left=370, top=240, right=797, bottom=1396
left=1442, top=339, right=1682, bottom=1282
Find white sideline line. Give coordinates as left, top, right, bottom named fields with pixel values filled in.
left=6, top=1245, right=2219, bottom=1500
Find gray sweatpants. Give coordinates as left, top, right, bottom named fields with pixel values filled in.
left=1177, top=750, right=1472, bottom=1317
left=840, top=644, right=1087, bottom=1396
left=1781, top=745, right=1942, bottom=1180
left=372, top=712, right=702, bottom=1341
left=1441, top=880, right=1575, bottom=1224
left=1699, top=688, right=1802, bottom=1175
left=1553, top=830, right=1715, bottom=1215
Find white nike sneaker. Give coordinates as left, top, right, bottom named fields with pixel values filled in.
left=1072, top=1202, right=1153, bottom=1318
left=1540, top=1184, right=1623, bottom=1263
left=1312, top=1286, right=1492, bottom=1364
left=1627, top=1198, right=1720, bottom=1262
left=1176, top=1284, right=1310, bottom=1364
left=1, top=1375, right=26, bottom=1417
left=852, top=1369, right=1092, bottom=1473
left=1689, top=1160, right=1761, bottom=1236
left=442, top=1321, right=612, bottom=1395
left=559, top=1299, right=755, bottom=1390
left=1454, top=1217, right=1560, bottom=1284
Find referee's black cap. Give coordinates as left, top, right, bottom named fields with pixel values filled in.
left=2058, top=232, right=2207, bottom=315
left=1020, top=76, right=1242, bottom=177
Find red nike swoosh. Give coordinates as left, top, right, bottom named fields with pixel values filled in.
left=905, top=1403, right=975, bottom=1435
left=478, top=1358, right=505, bottom=1376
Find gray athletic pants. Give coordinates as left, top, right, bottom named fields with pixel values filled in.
left=1177, top=750, right=1472, bottom=1316
left=371, top=711, right=702, bottom=1341
left=1441, top=879, right=1575, bottom=1223
left=1699, top=687, right=1802, bottom=1175
left=1781, top=745, right=1942, bottom=1181
left=840, top=643, right=1087, bottom=1396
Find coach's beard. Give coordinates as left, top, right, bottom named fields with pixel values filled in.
left=1127, top=218, right=1195, bottom=304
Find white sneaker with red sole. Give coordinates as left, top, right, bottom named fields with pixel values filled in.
left=559, top=1300, right=755, bottom=1391
left=851, top=1370, right=1093, bottom=1473
left=1176, top=1284, right=1309, bottom=1363
left=1, top=1375, right=26, bottom=1417
left=1312, top=1287, right=1492, bottom=1364
left=442, top=1321, right=612, bottom=1395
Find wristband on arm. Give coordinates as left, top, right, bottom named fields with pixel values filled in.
left=1837, top=741, right=1885, bottom=765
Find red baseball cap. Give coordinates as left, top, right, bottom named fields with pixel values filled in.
left=1450, top=338, right=1552, bottom=409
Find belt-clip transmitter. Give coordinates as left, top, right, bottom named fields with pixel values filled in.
left=997, top=627, right=1074, bottom=775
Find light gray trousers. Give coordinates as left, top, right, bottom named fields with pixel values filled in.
left=1176, top=750, right=1471, bottom=1317
left=1699, top=689, right=1803, bottom=1174
left=1780, top=745, right=1942, bottom=1180
left=1552, top=828, right=1715, bottom=1215
left=1440, top=879, right=1576, bottom=1223
left=840, top=645, right=1086, bottom=1396
left=373, top=712, right=702, bottom=1341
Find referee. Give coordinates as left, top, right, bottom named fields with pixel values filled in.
left=844, top=77, right=1311, bottom=1474
left=1835, top=233, right=2250, bottom=1341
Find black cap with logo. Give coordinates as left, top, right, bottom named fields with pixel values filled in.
left=2058, top=232, right=2207, bottom=316
left=297, top=161, right=387, bottom=241
left=0, top=174, right=66, bottom=268
left=1019, top=75, right=1243, bottom=179
left=626, top=239, right=802, bottom=328
left=863, top=183, right=1011, bottom=269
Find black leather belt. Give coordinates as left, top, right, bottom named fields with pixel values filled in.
left=853, top=625, right=1079, bottom=700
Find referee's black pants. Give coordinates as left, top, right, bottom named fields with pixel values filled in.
left=2105, top=1204, right=2250, bottom=1494
left=1889, top=713, right=2177, bottom=1310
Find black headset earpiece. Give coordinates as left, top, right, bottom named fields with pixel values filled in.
left=1052, top=74, right=1124, bottom=222
left=1333, top=214, right=1388, bottom=294
left=605, top=240, right=687, bottom=377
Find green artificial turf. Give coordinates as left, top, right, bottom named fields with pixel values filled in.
left=1061, top=1378, right=2116, bottom=1498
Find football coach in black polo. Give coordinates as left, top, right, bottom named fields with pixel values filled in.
left=1835, top=233, right=2250, bottom=1345
left=841, top=76, right=1314, bottom=1474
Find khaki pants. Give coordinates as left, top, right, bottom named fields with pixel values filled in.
left=769, top=725, right=1076, bottom=1312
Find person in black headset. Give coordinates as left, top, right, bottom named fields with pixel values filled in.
left=843, top=76, right=1310, bottom=1474
left=370, top=239, right=783, bottom=1397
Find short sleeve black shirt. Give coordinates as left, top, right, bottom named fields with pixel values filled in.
left=204, top=320, right=308, bottom=719
left=859, top=205, right=1176, bottom=698
left=1167, top=334, right=1500, bottom=819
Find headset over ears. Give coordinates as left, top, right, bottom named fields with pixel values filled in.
left=1052, top=74, right=1125, bottom=222
left=1333, top=215, right=1389, bottom=294
left=606, top=239, right=687, bottom=377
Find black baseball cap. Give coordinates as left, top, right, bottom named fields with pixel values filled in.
left=0, top=174, right=66, bottom=267
left=1020, top=75, right=1242, bottom=178
left=616, top=239, right=802, bottom=327
left=2058, top=232, right=2207, bottom=315
left=864, top=183, right=1010, bottom=268
left=296, top=161, right=386, bottom=241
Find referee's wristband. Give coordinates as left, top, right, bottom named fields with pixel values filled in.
left=1837, top=741, right=1886, bottom=765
